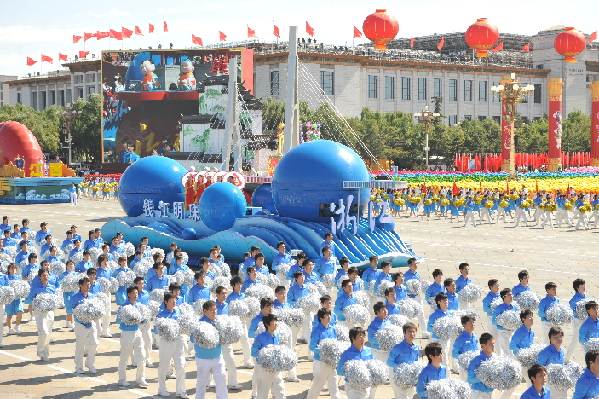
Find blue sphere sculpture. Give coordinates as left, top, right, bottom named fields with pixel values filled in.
left=199, top=182, right=246, bottom=231
left=251, top=184, right=277, bottom=214
left=118, top=156, right=187, bottom=217
left=273, top=140, right=370, bottom=222
left=181, top=228, right=197, bottom=240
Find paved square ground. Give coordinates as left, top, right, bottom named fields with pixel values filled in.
left=0, top=199, right=597, bottom=398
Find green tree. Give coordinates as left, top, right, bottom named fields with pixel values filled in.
left=562, top=110, right=590, bottom=153
left=69, top=94, right=102, bottom=162
left=0, top=103, right=61, bottom=153
left=515, top=118, right=548, bottom=153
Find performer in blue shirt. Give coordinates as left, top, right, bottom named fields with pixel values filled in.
left=425, top=269, right=445, bottom=306
left=240, top=245, right=260, bottom=275
left=456, top=263, right=471, bottom=309
left=392, top=271, right=407, bottom=301
left=482, top=279, right=501, bottom=342
left=387, top=322, right=420, bottom=399
left=493, top=288, right=518, bottom=357
left=155, top=292, right=186, bottom=397
left=571, top=350, right=599, bottom=399
left=468, top=332, right=495, bottom=399
left=520, top=364, right=551, bottom=399
left=0, top=216, right=10, bottom=232
left=187, top=270, right=210, bottom=305
left=241, top=266, right=262, bottom=293
left=146, top=262, right=169, bottom=292
left=335, top=279, right=357, bottom=327
left=214, top=286, right=243, bottom=390
left=314, top=246, right=339, bottom=281
left=272, top=241, right=291, bottom=288
left=30, top=269, right=57, bottom=361
left=15, top=240, right=30, bottom=266
left=384, top=287, right=401, bottom=315
left=452, top=315, right=479, bottom=380
left=334, top=256, right=349, bottom=288
left=61, top=230, right=74, bottom=251
left=513, top=270, right=531, bottom=297
left=511, top=310, right=535, bottom=368
left=538, top=282, right=560, bottom=344
left=337, top=327, right=374, bottom=398
left=70, top=276, right=98, bottom=374
left=251, top=314, right=286, bottom=399
left=427, top=292, right=452, bottom=377
left=537, top=327, right=567, bottom=398
left=116, top=286, right=148, bottom=388
left=373, top=260, right=393, bottom=296
left=248, top=298, right=274, bottom=339
left=225, top=276, right=253, bottom=369
left=75, top=250, right=94, bottom=273
left=320, top=232, right=338, bottom=257
left=307, top=308, right=339, bottom=399
left=367, top=301, right=391, bottom=361
left=286, top=252, right=307, bottom=284
left=566, top=278, right=587, bottom=362
left=361, top=255, right=380, bottom=289
left=417, top=342, right=447, bottom=399
left=579, top=301, right=599, bottom=347
left=254, top=252, right=270, bottom=276
left=35, top=222, right=51, bottom=246
left=444, top=278, right=459, bottom=311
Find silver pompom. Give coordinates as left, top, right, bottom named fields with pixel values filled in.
left=276, top=263, right=291, bottom=277
left=0, top=286, right=16, bottom=305
left=475, top=355, right=522, bottom=390
left=397, top=299, right=421, bottom=318
left=50, top=262, right=66, bottom=276
left=215, top=315, right=244, bottom=344
left=192, top=320, right=220, bottom=349
left=377, top=280, right=395, bottom=298
left=116, top=270, right=136, bottom=286
left=155, top=317, right=181, bottom=342
left=296, top=293, right=321, bottom=313
left=168, top=273, right=183, bottom=286
left=0, top=260, right=9, bottom=275
left=97, top=277, right=112, bottom=293
left=318, top=338, right=350, bottom=367
left=496, top=310, right=522, bottom=331
left=406, top=280, right=421, bottom=295
left=321, top=274, right=335, bottom=288
left=374, top=325, right=404, bottom=352
left=245, top=296, right=261, bottom=316
left=95, top=292, right=108, bottom=303
left=210, top=276, right=231, bottom=293
left=220, top=262, right=230, bottom=277
left=393, top=361, right=427, bottom=389
left=109, top=277, right=119, bottom=293
left=32, top=293, right=60, bottom=312
left=365, top=359, right=389, bottom=386
left=192, top=299, right=207, bottom=316
left=388, top=314, right=410, bottom=328
left=150, top=288, right=167, bottom=303
left=547, top=362, right=584, bottom=391
left=55, top=288, right=65, bottom=308
left=583, top=338, right=599, bottom=353
left=133, top=260, right=152, bottom=277
left=88, top=247, right=102, bottom=262
left=307, top=282, right=328, bottom=296
left=353, top=291, right=371, bottom=309
left=150, top=248, right=165, bottom=258
left=123, top=243, right=135, bottom=257
left=515, top=291, right=543, bottom=312
left=490, top=297, right=504, bottom=312
left=546, top=303, right=573, bottom=327
left=274, top=308, right=304, bottom=326
left=261, top=273, right=281, bottom=289
left=10, top=279, right=30, bottom=299
left=182, top=270, right=195, bottom=287
left=433, top=316, right=464, bottom=340
left=421, top=280, right=432, bottom=293
left=427, top=378, right=471, bottom=399
left=458, top=350, right=479, bottom=371
left=147, top=300, right=161, bottom=318
left=452, top=309, right=480, bottom=320
left=228, top=299, right=250, bottom=317
left=516, top=343, right=546, bottom=369
left=70, top=252, right=83, bottom=264
left=108, top=261, right=119, bottom=271
left=575, top=297, right=596, bottom=321
left=257, top=344, right=298, bottom=373
left=177, top=309, right=200, bottom=335
left=117, top=304, right=143, bottom=325
left=245, top=283, right=275, bottom=300
left=459, top=284, right=482, bottom=303
left=337, top=324, right=350, bottom=341
left=73, top=297, right=106, bottom=323
left=343, top=304, right=370, bottom=327
left=255, top=322, right=292, bottom=345
left=343, top=360, right=372, bottom=389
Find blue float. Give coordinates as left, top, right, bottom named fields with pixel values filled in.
left=199, top=182, right=246, bottom=231
left=251, top=183, right=277, bottom=214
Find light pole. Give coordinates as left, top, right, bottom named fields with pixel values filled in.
left=491, top=73, right=534, bottom=176
left=414, top=106, right=440, bottom=170
left=56, top=103, right=82, bottom=166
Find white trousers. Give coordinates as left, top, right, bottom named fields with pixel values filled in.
left=276, top=272, right=289, bottom=290
left=158, top=336, right=186, bottom=395
left=74, top=322, right=98, bottom=370
left=413, top=294, right=428, bottom=337
left=35, top=310, right=54, bottom=358
left=195, top=356, right=227, bottom=399
left=514, top=208, right=529, bottom=227
left=240, top=317, right=252, bottom=363
left=541, top=321, right=552, bottom=344
left=458, top=364, right=467, bottom=381
left=391, top=383, right=415, bottom=399
left=565, top=318, right=583, bottom=362
left=100, top=296, right=111, bottom=335
left=345, top=382, right=370, bottom=399
left=141, top=321, right=152, bottom=363
left=430, top=337, right=451, bottom=378
left=307, top=360, right=340, bottom=399
left=471, top=390, right=492, bottom=399
left=222, top=343, right=239, bottom=385
left=497, top=330, right=514, bottom=359
left=0, top=305, right=3, bottom=345
left=556, top=209, right=572, bottom=228
left=547, top=383, right=568, bottom=399
left=486, top=315, right=499, bottom=353
left=481, top=208, right=493, bottom=223
left=588, top=209, right=599, bottom=228
left=285, top=325, right=298, bottom=379
left=71, top=192, right=78, bottom=205
left=463, top=211, right=476, bottom=227
left=118, top=329, right=146, bottom=383
left=301, top=310, right=314, bottom=341
left=576, top=213, right=588, bottom=230
left=541, top=211, right=554, bottom=227
left=254, top=363, right=285, bottom=399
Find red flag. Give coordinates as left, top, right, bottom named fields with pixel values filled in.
left=83, top=32, right=96, bottom=41
left=149, top=23, right=154, bottom=33
left=163, top=21, right=168, bottom=33
left=73, top=35, right=82, bottom=44
left=422, top=182, right=427, bottom=194
left=79, top=50, right=90, bottom=58
left=192, top=34, right=203, bottom=46
left=521, top=43, right=530, bottom=52
left=110, top=30, right=123, bottom=40
left=506, top=180, right=510, bottom=193
left=247, top=26, right=257, bottom=39
left=122, top=27, right=133, bottom=38
left=135, top=26, right=143, bottom=36
left=26, top=57, right=37, bottom=66
left=41, top=54, right=53, bottom=64
left=59, top=53, right=67, bottom=61
left=353, top=26, right=362, bottom=38
left=410, top=38, right=415, bottom=48
left=491, top=42, right=504, bottom=53
left=452, top=182, right=459, bottom=196
left=219, top=31, right=227, bottom=41
left=306, top=21, right=314, bottom=37
left=589, top=32, right=597, bottom=43
left=273, top=25, right=280, bottom=38
left=437, top=36, right=445, bottom=51
left=96, top=31, right=110, bottom=40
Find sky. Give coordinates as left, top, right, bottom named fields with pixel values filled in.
left=0, top=0, right=597, bottom=78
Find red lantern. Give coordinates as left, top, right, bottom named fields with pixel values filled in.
left=464, top=18, right=499, bottom=58
left=554, top=27, right=586, bottom=63
left=362, top=9, right=399, bottom=51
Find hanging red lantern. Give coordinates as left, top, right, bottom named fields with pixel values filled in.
left=464, top=18, right=499, bottom=58
left=362, top=9, right=399, bottom=51
left=554, top=27, right=586, bottom=63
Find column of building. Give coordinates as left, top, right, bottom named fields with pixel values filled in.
left=547, top=78, right=563, bottom=172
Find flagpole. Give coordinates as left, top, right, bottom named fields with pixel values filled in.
left=40, top=52, right=42, bottom=76
left=109, top=26, right=111, bottom=50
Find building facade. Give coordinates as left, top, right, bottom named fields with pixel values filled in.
left=0, top=75, right=18, bottom=107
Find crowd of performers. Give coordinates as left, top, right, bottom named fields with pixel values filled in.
left=0, top=216, right=598, bottom=399
left=374, top=185, right=599, bottom=230
left=75, top=178, right=120, bottom=201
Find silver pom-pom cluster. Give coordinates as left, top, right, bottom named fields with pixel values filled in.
left=73, top=297, right=106, bottom=323
left=374, top=325, right=404, bottom=352
left=514, top=291, right=542, bottom=312
left=244, top=283, right=275, bottom=300
left=337, top=324, right=350, bottom=341
left=215, top=315, right=243, bottom=344
left=97, top=277, right=112, bottom=293
left=343, top=360, right=372, bottom=389
left=276, top=263, right=291, bottom=277
left=192, top=320, right=220, bottom=349
left=192, top=299, right=207, bottom=316
left=388, top=314, right=410, bottom=328
left=458, top=350, right=479, bottom=370
left=71, top=252, right=83, bottom=264
left=116, top=270, right=136, bottom=286
left=256, top=344, right=298, bottom=373
left=245, top=296, right=261, bottom=316
left=133, top=260, right=152, bottom=277
left=123, top=242, right=135, bottom=257
left=210, top=276, right=230, bottom=293
left=365, top=359, right=389, bottom=386
left=168, top=273, right=184, bottom=286
left=475, top=355, right=521, bottom=390
left=426, top=378, right=471, bottom=399
left=306, top=282, right=328, bottom=296
left=377, top=280, right=395, bottom=298
left=296, top=293, right=321, bottom=313
left=496, top=310, right=522, bottom=331
left=147, top=300, right=161, bottom=318
left=88, top=247, right=102, bottom=263
left=50, top=262, right=66, bottom=276
left=32, top=293, right=60, bottom=312
left=459, top=284, right=482, bottom=303
left=393, top=361, right=427, bottom=389
left=433, top=316, right=464, bottom=339
left=575, top=297, right=596, bottom=321
left=318, top=338, right=350, bottom=367
left=421, top=280, right=432, bottom=293
left=583, top=338, right=599, bottom=353
left=10, top=279, right=30, bottom=299
left=274, top=308, right=304, bottom=327
left=117, top=304, right=143, bottom=325
left=150, top=288, right=168, bottom=303
left=61, top=273, right=82, bottom=292
left=397, top=299, right=422, bottom=318
left=353, top=291, right=371, bottom=309
left=177, top=305, right=199, bottom=335
left=255, top=322, right=292, bottom=346
left=155, top=317, right=181, bottom=342
left=452, top=309, right=480, bottom=319
left=0, top=286, right=15, bottom=305
left=228, top=299, right=250, bottom=317
left=406, top=279, right=421, bottom=295
left=260, top=273, right=281, bottom=289
left=320, top=274, right=335, bottom=288
left=490, top=297, right=504, bottom=312
left=182, top=270, right=195, bottom=287
left=546, top=303, right=573, bottom=326
left=343, top=304, right=370, bottom=327
left=138, top=304, right=151, bottom=324
left=516, top=343, right=546, bottom=369
left=547, top=362, right=584, bottom=391
left=150, top=248, right=165, bottom=258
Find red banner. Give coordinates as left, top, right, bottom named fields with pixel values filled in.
left=306, top=21, right=314, bottom=37
left=26, top=57, right=37, bottom=66
left=149, top=23, right=154, bottom=33
left=73, top=35, right=82, bottom=44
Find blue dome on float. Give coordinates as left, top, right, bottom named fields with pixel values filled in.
left=118, top=156, right=187, bottom=217
left=272, top=140, right=370, bottom=222
left=199, top=182, right=246, bottom=231
left=251, top=183, right=277, bottom=214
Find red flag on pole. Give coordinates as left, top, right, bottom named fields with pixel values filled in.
left=422, top=182, right=427, bottom=194
left=306, top=21, right=314, bottom=37
left=41, top=54, right=53, bottom=63
left=410, top=38, right=415, bottom=48
left=273, top=25, right=280, bottom=38
left=589, top=32, right=597, bottom=43
left=135, top=26, right=143, bottom=36
left=149, top=23, right=154, bottom=33
left=219, top=31, right=227, bottom=41
left=353, top=27, right=362, bottom=38
left=73, top=35, right=82, bottom=44
left=491, top=42, right=504, bottom=53
left=521, top=43, right=530, bottom=52
left=163, top=21, right=168, bottom=32
left=192, top=34, right=203, bottom=46
left=59, top=53, right=67, bottom=61
left=110, top=29, right=123, bottom=40
left=437, top=36, right=445, bottom=51
left=452, top=182, right=459, bottom=196
left=122, top=27, right=133, bottom=38
left=96, top=31, right=110, bottom=40
left=79, top=50, right=90, bottom=58
left=83, top=32, right=96, bottom=41
left=26, top=57, right=37, bottom=66
left=247, top=27, right=257, bottom=39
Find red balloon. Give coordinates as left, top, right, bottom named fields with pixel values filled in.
left=464, top=18, right=499, bottom=58
left=554, top=27, right=586, bottom=63
left=362, top=9, right=399, bottom=51
left=0, top=121, right=44, bottom=177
